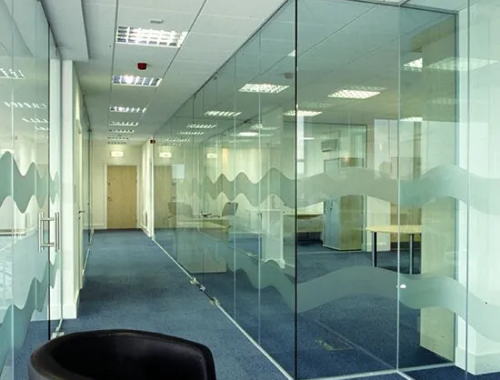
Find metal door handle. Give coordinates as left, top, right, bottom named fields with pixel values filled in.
left=38, top=212, right=60, bottom=252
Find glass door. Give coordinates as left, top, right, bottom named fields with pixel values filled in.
left=48, top=34, right=63, bottom=337
left=0, top=0, right=59, bottom=379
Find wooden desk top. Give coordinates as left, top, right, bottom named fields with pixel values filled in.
left=284, top=213, right=322, bottom=219
left=366, top=225, right=422, bottom=234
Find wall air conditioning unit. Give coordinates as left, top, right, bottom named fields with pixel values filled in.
left=321, top=138, right=339, bottom=152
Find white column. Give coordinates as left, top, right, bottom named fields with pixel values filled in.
left=61, top=60, right=80, bottom=319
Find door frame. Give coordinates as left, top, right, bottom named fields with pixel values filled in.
left=104, top=164, right=140, bottom=229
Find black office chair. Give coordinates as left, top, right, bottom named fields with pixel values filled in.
left=28, top=329, right=217, bottom=380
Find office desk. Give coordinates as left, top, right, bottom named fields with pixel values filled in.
left=366, top=225, right=422, bottom=274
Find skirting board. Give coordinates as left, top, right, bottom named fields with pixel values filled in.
left=456, top=347, right=500, bottom=375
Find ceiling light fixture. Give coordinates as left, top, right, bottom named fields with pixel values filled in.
left=112, top=75, right=162, bottom=87
left=107, top=136, right=129, bottom=141
left=22, top=117, right=48, bottom=123
left=159, top=152, right=173, bottom=158
left=428, top=57, right=498, bottom=71
left=187, top=124, right=216, bottom=129
left=110, top=106, right=146, bottom=113
left=250, top=123, right=280, bottom=131
left=4, top=101, right=47, bottom=109
left=35, top=126, right=49, bottom=131
left=401, top=117, right=423, bottom=122
left=238, top=131, right=259, bottom=137
left=178, top=131, right=204, bottom=136
left=109, top=129, right=135, bottom=134
left=110, top=121, right=139, bottom=127
left=110, top=151, right=124, bottom=158
left=108, top=141, right=128, bottom=145
left=328, top=87, right=384, bottom=99
left=0, top=68, right=24, bottom=79
left=116, top=26, right=188, bottom=48
left=239, top=83, right=289, bottom=94
left=283, top=110, right=322, bottom=117
left=204, top=110, right=241, bottom=117
left=164, top=137, right=190, bottom=143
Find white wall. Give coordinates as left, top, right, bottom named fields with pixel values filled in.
left=91, top=144, right=143, bottom=230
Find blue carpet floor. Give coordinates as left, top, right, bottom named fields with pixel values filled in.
left=61, top=230, right=288, bottom=380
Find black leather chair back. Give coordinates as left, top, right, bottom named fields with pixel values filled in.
left=29, top=330, right=217, bottom=380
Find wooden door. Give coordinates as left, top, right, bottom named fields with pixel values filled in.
left=154, top=166, right=173, bottom=228
left=107, top=166, right=137, bottom=229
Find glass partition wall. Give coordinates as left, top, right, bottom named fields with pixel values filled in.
left=153, top=0, right=500, bottom=379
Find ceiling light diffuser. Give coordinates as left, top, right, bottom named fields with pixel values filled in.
left=239, top=83, right=289, bottom=94
left=187, top=123, right=216, bottom=129
left=178, top=131, right=204, bottom=136
left=110, top=121, right=139, bottom=127
left=0, top=68, right=24, bottom=79
left=4, top=101, right=47, bottom=109
left=428, top=57, right=498, bottom=71
left=112, top=75, right=162, bottom=87
left=204, top=110, right=241, bottom=117
left=283, top=110, right=322, bottom=117
left=109, top=129, right=135, bottom=134
left=110, top=151, right=124, bottom=158
left=110, top=106, right=146, bottom=113
left=328, top=87, right=383, bottom=99
left=159, top=152, right=173, bottom=158
left=35, top=125, right=49, bottom=131
left=22, top=117, right=48, bottom=123
left=107, top=136, right=129, bottom=141
left=116, top=26, right=188, bottom=48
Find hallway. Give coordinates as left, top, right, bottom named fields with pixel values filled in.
left=62, top=230, right=287, bottom=380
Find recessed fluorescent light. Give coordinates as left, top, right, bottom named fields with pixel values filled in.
left=178, top=131, right=204, bottom=136
left=108, top=141, right=127, bottom=145
left=301, top=137, right=315, bottom=141
left=110, top=151, right=124, bottom=158
left=428, top=57, right=497, bottom=71
left=430, top=97, right=458, bottom=106
left=239, top=83, right=289, bottom=94
left=187, top=123, right=216, bottom=129
left=112, top=75, right=162, bottom=87
left=328, top=87, right=384, bottom=99
left=116, top=26, right=188, bottom=48
left=250, top=123, right=280, bottom=131
left=109, top=129, right=135, bottom=134
left=401, top=117, right=423, bottom=122
left=164, top=137, right=190, bottom=143
left=238, top=131, right=259, bottom=137
left=35, top=125, right=49, bottom=131
left=22, top=117, right=48, bottom=123
left=4, top=101, right=47, bottom=109
left=0, top=68, right=24, bottom=79
left=107, top=136, right=129, bottom=141
left=159, top=152, right=172, bottom=158
left=206, top=153, right=217, bottom=159
left=110, top=121, right=139, bottom=127
left=283, top=110, right=322, bottom=117
left=204, top=110, right=241, bottom=117
left=403, top=58, right=423, bottom=71
left=110, top=106, right=146, bottom=113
